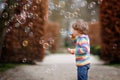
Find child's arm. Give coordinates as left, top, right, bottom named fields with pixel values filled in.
left=68, top=37, right=90, bottom=54
left=67, top=33, right=76, bottom=55
left=76, top=37, right=90, bottom=54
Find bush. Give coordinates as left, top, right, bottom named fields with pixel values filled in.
left=90, top=45, right=101, bottom=55
left=0, top=0, right=48, bottom=62
left=100, top=0, right=120, bottom=63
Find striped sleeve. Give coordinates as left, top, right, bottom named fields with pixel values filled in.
left=75, top=37, right=90, bottom=54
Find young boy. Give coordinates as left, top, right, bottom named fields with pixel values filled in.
left=68, top=19, right=90, bottom=80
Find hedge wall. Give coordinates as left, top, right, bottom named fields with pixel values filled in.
left=100, top=0, right=120, bottom=63
left=0, top=0, right=48, bottom=63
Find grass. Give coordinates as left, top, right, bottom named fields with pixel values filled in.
left=107, top=63, right=120, bottom=67
left=104, top=63, right=120, bottom=68
left=0, top=63, right=29, bottom=72
left=90, top=45, right=101, bottom=55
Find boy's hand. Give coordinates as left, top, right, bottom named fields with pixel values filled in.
left=68, top=32, right=76, bottom=39
left=67, top=48, right=74, bottom=55
left=69, top=34, right=76, bottom=40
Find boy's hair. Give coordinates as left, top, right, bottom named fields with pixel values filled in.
left=72, top=19, right=88, bottom=34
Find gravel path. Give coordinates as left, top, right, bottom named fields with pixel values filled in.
left=0, top=54, right=120, bottom=80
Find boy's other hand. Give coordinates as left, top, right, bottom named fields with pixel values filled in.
left=67, top=48, right=74, bottom=55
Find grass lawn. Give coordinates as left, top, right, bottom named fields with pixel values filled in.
left=0, top=63, right=29, bottom=72
left=105, top=63, right=120, bottom=68
left=108, top=63, right=120, bottom=67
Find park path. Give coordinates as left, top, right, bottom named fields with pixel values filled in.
left=0, top=53, right=120, bottom=80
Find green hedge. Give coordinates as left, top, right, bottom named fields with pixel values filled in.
left=90, top=45, right=101, bottom=55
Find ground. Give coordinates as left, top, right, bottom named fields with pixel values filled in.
left=0, top=53, right=120, bottom=80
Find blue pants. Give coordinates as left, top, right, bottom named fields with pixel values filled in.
left=77, top=64, right=90, bottom=80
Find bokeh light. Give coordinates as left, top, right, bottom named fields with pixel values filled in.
left=22, top=40, right=29, bottom=47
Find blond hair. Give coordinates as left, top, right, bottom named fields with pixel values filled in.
left=72, top=19, right=88, bottom=34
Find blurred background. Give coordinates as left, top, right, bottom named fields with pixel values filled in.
left=0, top=0, right=101, bottom=63
left=48, top=0, right=100, bottom=52
left=0, top=0, right=120, bottom=80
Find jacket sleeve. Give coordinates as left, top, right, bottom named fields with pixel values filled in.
left=73, top=37, right=90, bottom=54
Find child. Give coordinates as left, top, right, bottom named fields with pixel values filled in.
left=68, top=19, right=90, bottom=80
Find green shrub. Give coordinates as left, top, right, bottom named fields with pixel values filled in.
left=0, top=63, right=29, bottom=72
left=90, top=45, right=101, bottom=55
left=0, top=63, right=19, bottom=72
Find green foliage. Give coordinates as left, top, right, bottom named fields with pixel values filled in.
left=105, top=63, right=120, bottom=68
left=0, top=63, right=18, bottom=72
left=0, top=63, right=28, bottom=72
left=90, top=45, right=101, bottom=55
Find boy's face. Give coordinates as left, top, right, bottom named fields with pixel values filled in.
left=72, top=29, right=80, bottom=36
